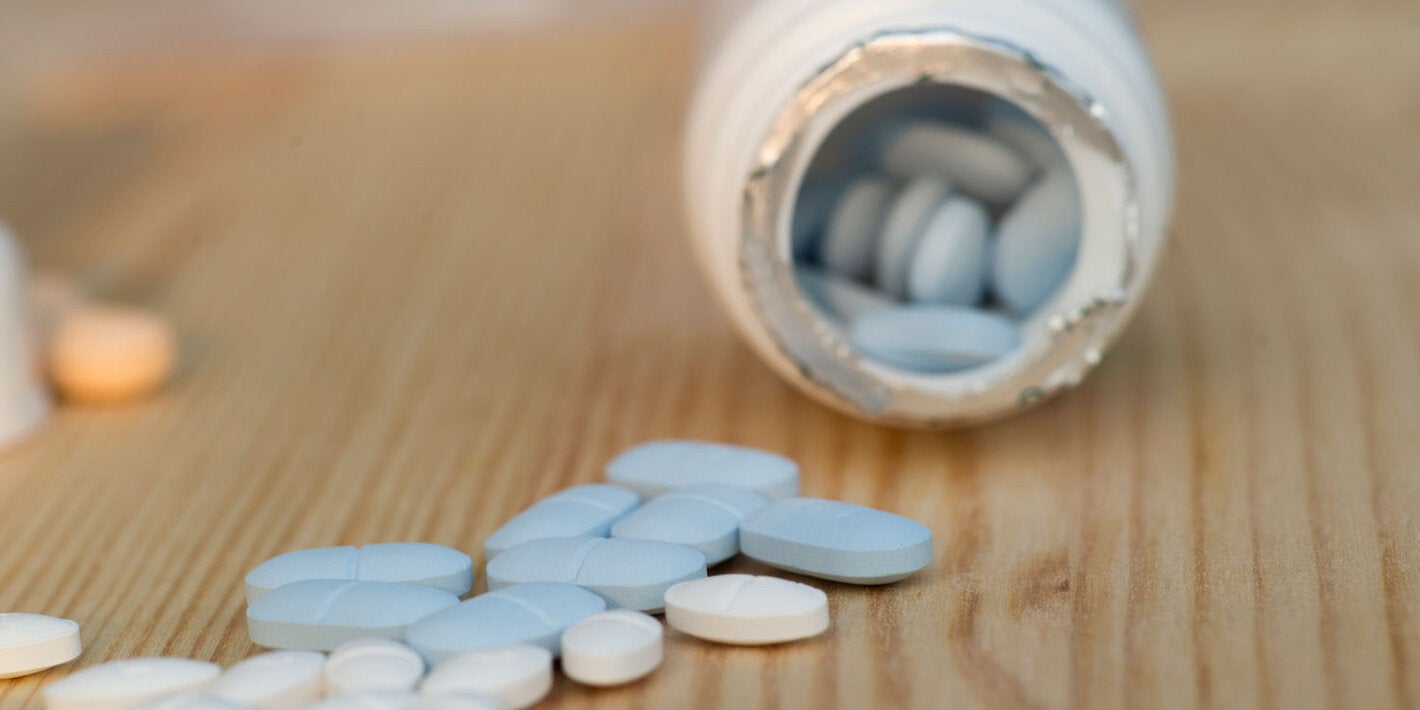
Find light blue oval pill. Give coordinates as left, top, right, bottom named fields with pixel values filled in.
left=739, top=498, right=933, bottom=584
left=876, top=178, right=953, bottom=299
left=906, top=195, right=990, bottom=306
left=247, top=580, right=459, bottom=651
left=605, top=441, right=799, bottom=501
left=610, top=484, right=769, bottom=565
left=483, top=484, right=640, bottom=560
left=486, top=537, right=706, bottom=612
left=405, top=582, right=607, bottom=663
left=848, top=305, right=1019, bottom=373
left=796, top=267, right=896, bottom=324
left=880, top=122, right=1034, bottom=207
left=991, top=167, right=1081, bottom=314
left=244, top=543, right=474, bottom=603
left=819, top=177, right=893, bottom=281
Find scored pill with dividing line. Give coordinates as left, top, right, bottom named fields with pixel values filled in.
left=485, top=537, right=706, bottom=612
left=482, top=484, right=640, bottom=560
left=246, top=580, right=459, bottom=652
left=244, top=543, right=474, bottom=603
left=405, top=582, right=606, bottom=663
left=609, top=483, right=769, bottom=565
left=604, top=440, right=800, bottom=500
left=663, top=575, right=829, bottom=646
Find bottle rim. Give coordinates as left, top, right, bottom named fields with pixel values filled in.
left=740, top=28, right=1144, bottom=427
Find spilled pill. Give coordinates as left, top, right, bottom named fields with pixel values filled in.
left=740, top=497, right=933, bottom=584
left=324, top=638, right=425, bottom=696
left=132, top=694, right=245, bottom=710
left=247, top=580, right=459, bottom=652
left=483, top=484, right=639, bottom=560
left=875, top=178, right=952, bottom=299
left=819, top=178, right=893, bottom=280
left=43, top=658, right=222, bottom=710
left=244, top=543, right=474, bottom=604
left=663, top=575, right=829, bottom=645
left=610, top=483, right=768, bottom=565
left=48, top=304, right=177, bottom=405
left=991, top=167, right=1082, bottom=314
left=880, top=122, right=1033, bottom=207
left=406, top=582, right=606, bottom=662
left=561, top=611, right=663, bottom=687
left=486, top=537, right=706, bottom=612
left=306, top=692, right=411, bottom=709
left=421, top=645, right=551, bottom=709
left=0, top=612, right=81, bottom=679
left=410, top=694, right=503, bottom=710
left=605, top=440, right=799, bottom=501
left=849, top=305, right=1020, bottom=373
left=906, top=195, right=990, bottom=306
left=305, top=691, right=423, bottom=709
left=796, top=267, right=896, bottom=323
left=209, top=650, right=325, bottom=709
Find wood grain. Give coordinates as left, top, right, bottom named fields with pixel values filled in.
left=1, top=2, right=1418, bottom=708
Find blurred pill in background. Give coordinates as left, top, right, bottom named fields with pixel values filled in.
left=48, top=303, right=177, bottom=405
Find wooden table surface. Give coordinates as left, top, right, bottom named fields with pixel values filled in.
left=1, top=2, right=1418, bottom=708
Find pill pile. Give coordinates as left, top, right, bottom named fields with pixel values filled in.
left=792, top=97, right=1082, bottom=373
left=13, top=440, right=932, bottom=708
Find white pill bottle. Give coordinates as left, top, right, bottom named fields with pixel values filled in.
left=684, top=0, right=1174, bottom=427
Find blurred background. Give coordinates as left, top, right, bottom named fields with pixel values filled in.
left=1, top=2, right=1419, bottom=707
left=1, top=0, right=1415, bottom=282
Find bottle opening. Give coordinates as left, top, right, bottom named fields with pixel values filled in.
left=789, top=83, right=1082, bottom=377
left=739, top=30, right=1139, bottom=425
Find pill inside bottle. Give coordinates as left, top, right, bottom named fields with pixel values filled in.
left=684, top=0, right=1175, bottom=426
left=792, top=88, right=1082, bottom=375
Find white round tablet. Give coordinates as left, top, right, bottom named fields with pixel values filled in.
left=306, top=691, right=419, bottom=709
left=131, top=694, right=246, bottom=709
left=0, top=612, right=82, bottom=679
left=663, top=575, right=829, bottom=645
left=560, top=611, right=663, bottom=687
left=308, top=691, right=501, bottom=709
left=43, top=658, right=222, bottom=710
left=210, top=650, right=325, bottom=709
left=421, top=645, right=550, bottom=710
left=325, top=638, right=425, bottom=695
left=411, top=694, right=502, bottom=710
